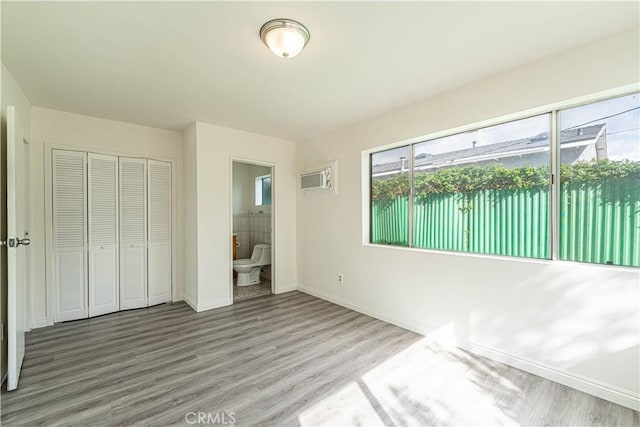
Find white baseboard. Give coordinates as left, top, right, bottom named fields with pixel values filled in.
left=183, top=294, right=197, bottom=312
left=31, top=319, right=49, bottom=329
left=297, top=285, right=640, bottom=412
left=183, top=295, right=230, bottom=312
left=298, top=285, right=433, bottom=335
left=196, top=298, right=232, bottom=312
left=458, top=338, right=640, bottom=411
left=275, top=284, right=297, bottom=294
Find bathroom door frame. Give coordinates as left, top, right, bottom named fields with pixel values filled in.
left=229, top=157, right=276, bottom=301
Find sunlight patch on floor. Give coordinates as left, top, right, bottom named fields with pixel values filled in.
left=297, top=381, right=387, bottom=427
left=298, top=338, right=520, bottom=426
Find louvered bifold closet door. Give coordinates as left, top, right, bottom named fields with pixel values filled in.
left=53, top=150, right=88, bottom=322
left=119, top=158, right=147, bottom=309
left=147, top=160, right=172, bottom=305
left=88, top=153, right=119, bottom=317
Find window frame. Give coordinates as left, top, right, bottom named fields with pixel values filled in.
left=363, top=84, right=639, bottom=269
left=255, top=174, right=272, bottom=206
left=370, top=113, right=553, bottom=260
left=369, top=146, right=412, bottom=247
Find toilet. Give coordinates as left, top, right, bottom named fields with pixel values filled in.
left=233, top=244, right=271, bottom=286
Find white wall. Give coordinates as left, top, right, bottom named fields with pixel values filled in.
left=297, top=28, right=640, bottom=410
left=1, top=63, right=33, bottom=382
left=1, top=64, right=32, bottom=141
left=233, top=162, right=252, bottom=215
left=182, top=123, right=198, bottom=306
left=30, top=107, right=184, bottom=326
left=183, top=121, right=296, bottom=311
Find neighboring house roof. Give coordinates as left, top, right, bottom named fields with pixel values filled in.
left=373, top=124, right=606, bottom=176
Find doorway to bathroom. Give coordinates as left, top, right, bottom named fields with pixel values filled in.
left=231, top=160, right=274, bottom=302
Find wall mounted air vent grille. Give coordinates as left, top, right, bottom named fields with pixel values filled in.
left=301, top=168, right=331, bottom=190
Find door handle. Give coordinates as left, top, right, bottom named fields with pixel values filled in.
left=1, top=237, right=30, bottom=248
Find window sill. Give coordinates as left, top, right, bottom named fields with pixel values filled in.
left=362, top=242, right=639, bottom=272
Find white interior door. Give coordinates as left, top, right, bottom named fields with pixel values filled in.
left=53, top=150, right=88, bottom=322
left=119, top=157, right=147, bottom=309
left=6, top=106, right=29, bottom=391
left=147, top=160, right=171, bottom=306
left=88, top=153, right=119, bottom=317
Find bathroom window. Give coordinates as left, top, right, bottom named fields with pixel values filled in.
left=255, top=174, right=272, bottom=206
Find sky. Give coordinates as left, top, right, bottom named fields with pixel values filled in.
left=560, top=92, right=639, bottom=161
left=372, top=92, right=640, bottom=166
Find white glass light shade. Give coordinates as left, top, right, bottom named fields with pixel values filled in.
left=260, top=19, right=310, bottom=59
left=265, top=27, right=305, bottom=59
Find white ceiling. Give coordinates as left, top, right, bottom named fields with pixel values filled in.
left=2, top=2, right=638, bottom=141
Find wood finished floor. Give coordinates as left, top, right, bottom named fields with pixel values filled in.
left=2, top=291, right=638, bottom=426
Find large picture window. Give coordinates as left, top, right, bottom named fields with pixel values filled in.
left=369, top=92, right=639, bottom=267
left=412, top=114, right=551, bottom=258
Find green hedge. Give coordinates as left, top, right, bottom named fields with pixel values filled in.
left=371, top=160, right=640, bottom=201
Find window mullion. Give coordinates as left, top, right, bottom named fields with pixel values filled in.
left=408, top=144, right=415, bottom=248
left=550, top=110, right=559, bottom=261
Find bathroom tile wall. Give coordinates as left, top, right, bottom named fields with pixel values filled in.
left=233, top=214, right=251, bottom=259
left=249, top=211, right=271, bottom=247
left=233, top=211, right=271, bottom=260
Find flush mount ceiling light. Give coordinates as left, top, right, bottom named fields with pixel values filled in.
left=260, top=18, right=310, bottom=59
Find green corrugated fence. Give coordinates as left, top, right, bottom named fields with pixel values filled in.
left=371, top=197, right=410, bottom=246
left=371, top=178, right=639, bottom=267
left=413, top=188, right=550, bottom=259
left=560, top=178, right=639, bottom=267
